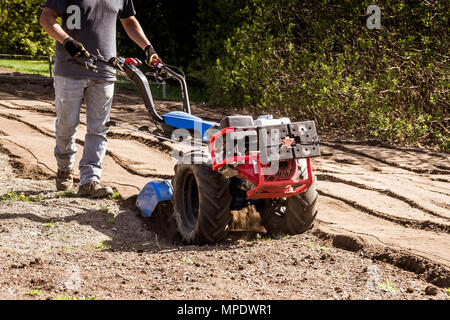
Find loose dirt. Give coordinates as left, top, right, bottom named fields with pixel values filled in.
left=0, top=73, right=448, bottom=300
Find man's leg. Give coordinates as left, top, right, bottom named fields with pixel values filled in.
left=78, top=79, right=115, bottom=197
left=54, top=75, right=86, bottom=191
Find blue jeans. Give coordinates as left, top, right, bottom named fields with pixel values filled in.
left=53, top=76, right=114, bottom=186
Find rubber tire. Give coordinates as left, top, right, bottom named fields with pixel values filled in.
left=260, top=181, right=319, bottom=235
left=172, top=154, right=232, bottom=244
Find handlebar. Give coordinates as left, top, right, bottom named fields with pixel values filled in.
left=70, top=54, right=191, bottom=123
left=155, top=63, right=191, bottom=115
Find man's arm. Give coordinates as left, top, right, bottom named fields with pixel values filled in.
left=40, top=7, right=89, bottom=58
left=40, top=7, right=69, bottom=44
left=120, top=16, right=159, bottom=65
left=120, top=16, right=150, bottom=50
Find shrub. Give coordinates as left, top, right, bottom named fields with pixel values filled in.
left=0, top=0, right=54, bottom=55
left=198, top=0, right=449, bottom=150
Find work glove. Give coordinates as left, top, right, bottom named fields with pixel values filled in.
left=144, top=44, right=161, bottom=69
left=63, top=37, right=90, bottom=58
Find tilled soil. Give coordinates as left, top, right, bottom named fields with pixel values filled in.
left=0, top=72, right=449, bottom=300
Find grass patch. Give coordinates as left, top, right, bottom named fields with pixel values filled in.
left=0, top=58, right=208, bottom=100
left=1, top=59, right=208, bottom=103
left=306, top=242, right=330, bottom=252
left=52, top=295, right=73, bottom=300
left=57, top=190, right=78, bottom=199
left=107, top=217, right=115, bottom=224
left=180, top=256, right=194, bottom=264
left=53, top=294, right=97, bottom=300
left=98, top=206, right=110, bottom=213
left=108, top=192, right=121, bottom=200
left=43, top=221, right=55, bottom=228
left=94, top=242, right=110, bottom=250
left=377, top=280, right=397, bottom=293
left=255, top=233, right=271, bottom=241
left=0, top=191, right=42, bottom=203
left=254, top=232, right=290, bottom=242
left=0, top=59, right=50, bottom=77
left=26, top=289, right=43, bottom=297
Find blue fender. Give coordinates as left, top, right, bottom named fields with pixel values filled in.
left=163, top=111, right=218, bottom=142
left=136, top=180, right=173, bottom=218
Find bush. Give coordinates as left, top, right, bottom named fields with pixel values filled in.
left=0, top=0, right=54, bottom=55
left=198, top=0, right=449, bottom=151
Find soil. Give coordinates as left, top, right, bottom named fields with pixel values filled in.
left=0, top=68, right=15, bottom=74
left=0, top=72, right=449, bottom=300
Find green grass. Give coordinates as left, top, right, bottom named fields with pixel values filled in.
left=57, top=190, right=78, bottom=199
left=53, top=294, right=97, bottom=300
left=94, top=242, right=110, bottom=250
left=26, top=289, right=43, bottom=297
left=108, top=192, right=121, bottom=200
left=180, top=256, right=195, bottom=264
left=1, top=58, right=208, bottom=102
left=377, top=280, right=397, bottom=293
left=255, top=232, right=289, bottom=241
left=306, top=242, right=330, bottom=252
left=52, top=295, right=73, bottom=300
left=79, top=295, right=97, bottom=300
left=0, top=59, right=50, bottom=77
left=0, top=191, right=42, bottom=203
left=98, top=206, right=110, bottom=213
left=43, top=221, right=55, bottom=228
left=1, top=58, right=208, bottom=104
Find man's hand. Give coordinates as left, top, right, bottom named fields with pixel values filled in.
left=144, top=44, right=160, bottom=68
left=63, top=37, right=90, bottom=58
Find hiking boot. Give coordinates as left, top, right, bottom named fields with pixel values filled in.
left=78, top=181, right=114, bottom=198
left=56, top=170, right=73, bottom=191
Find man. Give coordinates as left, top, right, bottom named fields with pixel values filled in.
left=40, top=0, right=158, bottom=198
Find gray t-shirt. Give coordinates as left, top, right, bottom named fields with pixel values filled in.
left=44, top=0, right=136, bottom=81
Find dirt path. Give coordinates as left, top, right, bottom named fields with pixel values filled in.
left=0, top=75, right=449, bottom=299
left=0, top=91, right=176, bottom=197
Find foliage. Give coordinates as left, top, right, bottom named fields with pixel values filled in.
left=94, top=242, right=110, bottom=250
left=377, top=280, right=397, bottom=293
left=0, top=0, right=54, bottom=55
left=53, top=294, right=97, bottom=300
left=180, top=256, right=195, bottom=264
left=43, top=221, right=55, bottom=228
left=198, top=0, right=449, bottom=150
left=0, top=191, right=42, bottom=202
left=108, top=192, right=121, bottom=200
left=98, top=206, right=110, bottom=213
left=57, top=190, right=78, bottom=199
left=26, top=289, right=43, bottom=296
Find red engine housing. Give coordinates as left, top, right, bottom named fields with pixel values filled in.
left=210, top=127, right=314, bottom=200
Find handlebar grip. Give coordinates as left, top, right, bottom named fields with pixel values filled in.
left=151, top=55, right=162, bottom=70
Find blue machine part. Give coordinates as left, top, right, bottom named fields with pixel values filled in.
left=163, top=111, right=218, bottom=142
left=229, top=177, right=262, bottom=210
left=136, top=180, right=173, bottom=218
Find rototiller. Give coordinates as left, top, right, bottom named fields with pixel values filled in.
left=72, top=53, right=321, bottom=244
